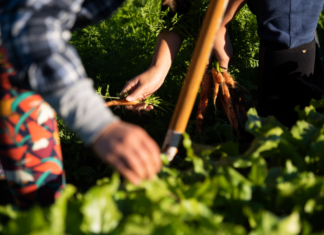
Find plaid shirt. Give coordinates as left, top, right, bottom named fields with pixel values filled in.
left=0, top=0, right=125, bottom=93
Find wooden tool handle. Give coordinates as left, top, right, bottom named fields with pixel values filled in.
left=162, top=0, right=229, bottom=161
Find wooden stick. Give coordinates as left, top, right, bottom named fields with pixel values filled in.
left=162, top=0, right=229, bottom=161
left=106, top=99, right=140, bottom=107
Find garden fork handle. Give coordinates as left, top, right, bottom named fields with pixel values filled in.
left=162, top=0, right=229, bottom=161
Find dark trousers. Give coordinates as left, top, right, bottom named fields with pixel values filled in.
left=257, top=39, right=319, bottom=127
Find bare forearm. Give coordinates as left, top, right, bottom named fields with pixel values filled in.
left=213, top=0, right=247, bottom=68
left=150, top=30, right=183, bottom=77
left=221, top=0, right=247, bottom=28
left=214, top=26, right=233, bottom=68
left=121, top=30, right=183, bottom=101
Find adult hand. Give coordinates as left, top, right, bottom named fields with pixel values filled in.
left=92, top=121, right=162, bottom=185
left=120, top=66, right=165, bottom=111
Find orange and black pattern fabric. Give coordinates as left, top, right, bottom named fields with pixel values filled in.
left=0, top=47, right=65, bottom=208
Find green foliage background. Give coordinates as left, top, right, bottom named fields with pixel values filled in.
left=1, top=0, right=324, bottom=234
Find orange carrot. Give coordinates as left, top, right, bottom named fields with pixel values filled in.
left=216, top=70, right=225, bottom=97
left=221, top=83, right=238, bottom=132
left=221, top=94, right=239, bottom=136
left=211, top=68, right=221, bottom=111
left=196, top=73, right=213, bottom=133
left=222, top=72, right=235, bottom=88
left=219, top=92, right=230, bottom=122
left=221, top=82, right=231, bottom=106
left=106, top=99, right=140, bottom=107
left=224, top=71, right=247, bottom=121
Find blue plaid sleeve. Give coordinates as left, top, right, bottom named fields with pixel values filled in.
left=0, top=0, right=125, bottom=93
left=79, top=0, right=126, bottom=23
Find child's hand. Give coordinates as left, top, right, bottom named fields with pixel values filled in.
left=120, top=66, right=165, bottom=109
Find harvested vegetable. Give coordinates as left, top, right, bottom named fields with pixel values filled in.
left=196, top=62, right=247, bottom=137
left=222, top=71, right=235, bottom=88
left=106, top=99, right=140, bottom=107
left=221, top=80, right=238, bottom=132
left=211, top=68, right=221, bottom=112
left=105, top=94, right=173, bottom=112
left=196, top=73, right=213, bottom=134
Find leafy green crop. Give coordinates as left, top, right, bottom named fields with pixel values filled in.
left=2, top=99, right=324, bottom=234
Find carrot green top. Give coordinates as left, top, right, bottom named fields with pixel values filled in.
left=154, top=0, right=210, bottom=41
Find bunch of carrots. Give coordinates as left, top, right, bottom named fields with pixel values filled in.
left=196, top=64, right=247, bottom=136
